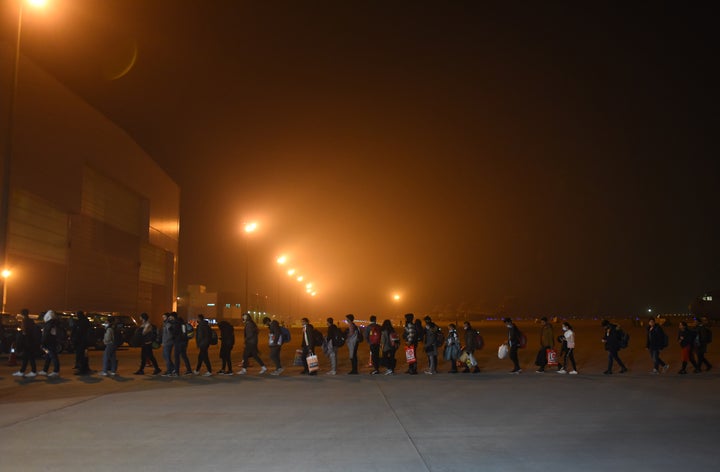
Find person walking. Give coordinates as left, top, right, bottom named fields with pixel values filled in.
left=134, top=313, right=160, bottom=375
left=218, top=320, right=235, bottom=375
left=423, top=316, right=439, bottom=375
left=646, top=318, right=670, bottom=374
left=380, top=319, right=398, bottom=375
left=99, top=316, right=119, bottom=376
left=462, top=321, right=481, bottom=373
left=38, top=310, right=61, bottom=377
left=344, top=314, right=361, bottom=375
left=601, top=319, right=628, bottom=374
left=444, top=323, right=461, bottom=373
left=158, top=313, right=177, bottom=376
left=71, top=310, right=92, bottom=375
left=193, top=314, right=213, bottom=376
left=174, top=314, right=193, bottom=375
left=694, top=317, right=713, bottom=372
left=503, top=317, right=522, bottom=374
left=301, top=317, right=318, bottom=375
left=238, top=313, right=267, bottom=375
left=403, top=313, right=419, bottom=375
left=324, top=317, right=340, bottom=375
left=677, top=321, right=699, bottom=374
left=262, top=317, right=284, bottom=375
left=365, top=315, right=382, bottom=375
left=535, top=316, right=555, bottom=373
left=13, top=309, right=39, bottom=378
left=557, top=322, right=578, bottom=374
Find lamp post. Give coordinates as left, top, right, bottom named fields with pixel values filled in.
left=243, top=222, right=257, bottom=313
left=1, top=0, right=48, bottom=315
left=1, top=269, right=10, bottom=313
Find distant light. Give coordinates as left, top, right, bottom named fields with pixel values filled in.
left=28, top=0, right=49, bottom=8
left=244, top=222, right=257, bottom=233
left=311, top=292, right=317, bottom=296
left=393, top=293, right=400, bottom=301
left=1, top=269, right=10, bottom=279
left=287, top=269, right=296, bottom=276
left=277, top=255, right=287, bottom=265
left=207, top=303, right=216, bottom=307
left=306, top=283, right=313, bottom=289
left=297, top=276, right=304, bottom=282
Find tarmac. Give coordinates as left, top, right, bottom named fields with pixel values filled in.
left=0, top=320, right=718, bottom=471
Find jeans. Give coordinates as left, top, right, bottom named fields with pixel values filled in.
left=162, top=342, right=175, bottom=373
left=20, top=350, right=37, bottom=373
left=220, top=342, right=234, bottom=372
left=174, top=341, right=192, bottom=373
left=102, top=343, right=118, bottom=373
left=140, top=344, right=159, bottom=372
left=509, top=344, right=520, bottom=371
left=649, top=348, right=666, bottom=370
left=606, top=349, right=626, bottom=372
left=382, top=349, right=397, bottom=371
left=196, top=346, right=211, bottom=373
left=325, top=347, right=337, bottom=372
left=269, top=345, right=282, bottom=370
left=43, top=347, right=60, bottom=373
left=242, top=343, right=265, bottom=368
left=563, top=348, right=577, bottom=371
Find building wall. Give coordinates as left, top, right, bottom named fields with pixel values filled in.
left=0, top=45, right=179, bottom=319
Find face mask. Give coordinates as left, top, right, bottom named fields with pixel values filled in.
left=562, top=327, right=568, bottom=331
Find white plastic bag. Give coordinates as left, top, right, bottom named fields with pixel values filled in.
left=498, top=343, right=509, bottom=360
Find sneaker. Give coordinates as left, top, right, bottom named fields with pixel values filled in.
left=568, top=370, right=578, bottom=375
left=535, top=369, right=545, bottom=373
left=152, top=368, right=162, bottom=375
left=663, top=364, right=670, bottom=373
left=370, top=370, right=379, bottom=375
left=161, top=372, right=172, bottom=377
left=225, top=372, right=234, bottom=376
left=603, top=370, right=612, bottom=375
left=48, top=372, right=59, bottom=378
left=259, top=366, right=268, bottom=374
left=217, top=371, right=225, bottom=376
left=509, top=369, right=521, bottom=374
left=384, top=369, right=394, bottom=376
left=12, top=371, right=24, bottom=377
left=276, top=367, right=284, bottom=375
left=99, top=371, right=108, bottom=376
left=203, top=371, right=213, bottom=377
left=37, top=370, right=48, bottom=376
left=424, top=370, right=434, bottom=375
left=651, top=369, right=659, bottom=374
left=184, top=371, right=193, bottom=376
left=557, top=369, right=567, bottom=374
left=619, top=368, right=628, bottom=373
left=324, top=370, right=336, bottom=376
left=25, top=372, right=37, bottom=378
left=133, top=370, right=145, bottom=375
left=193, top=370, right=200, bottom=375
left=238, top=368, right=247, bottom=375
left=109, top=372, right=117, bottom=377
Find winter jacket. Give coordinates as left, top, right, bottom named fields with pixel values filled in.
left=195, top=320, right=212, bottom=349
left=646, top=325, right=666, bottom=350
left=540, top=323, right=554, bottom=348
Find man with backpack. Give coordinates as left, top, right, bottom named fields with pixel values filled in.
left=601, top=319, right=628, bottom=374
left=423, top=316, right=439, bottom=375
left=344, top=314, right=361, bottom=375
left=159, top=312, right=177, bottom=376
left=694, top=317, right=713, bottom=372
left=324, top=317, right=341, bottom=375
left=365, top=315, right=382, bottom=375
left=262, top=317, right=284, bottom=375
left=646, top=317, right=670, bottom=374
left=173, top=313, right=193, bottom=375
left=238, top=313, right=267, bottom=375
left=134, top=312, right=160, bottom=376
left=462, top=321, right=481, bottom=373
left=503, top=317, right=523, bottom=374
left=193, top=314, right=213, bottom=376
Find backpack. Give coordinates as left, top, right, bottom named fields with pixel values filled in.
left=280, top=326, right=291, bottom=344
left=698, top=326, right=712, bottom=345
left=660, top=328, right=669, bottom=349
left=312, top=329, right=324, bottom=347
left=434, top=327, right=445, bottom=347
left=210, top=329, right=218, bottom=345
left=616, top=327, right=630, bottom=349
left=368, top=324, right=381, bottom=345
left=389, top=331, right=400, bottom=348
left=183, top=323, right=194, bottom=339
left=475, top=330, right=484, bottom=350
left=518, top=330, right=527, bottom=349
left=355, top=326, right=363, bottom=343
left=414, top=319, right=425, bottom=343
left=114, top=325, right=124, bottom=346
left=333, top=331, right=346, bottom=347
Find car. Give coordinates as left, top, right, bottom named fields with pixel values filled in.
left=87, top=313, right=139, bottom=348
left=0, top=313, right=21, bottom=354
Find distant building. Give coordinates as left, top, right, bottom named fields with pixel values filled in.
left=179, top=285, right=244, bottom=323
left=0, top=45, right=179, bottom=319
left=690, top=290, right=720, bottom=319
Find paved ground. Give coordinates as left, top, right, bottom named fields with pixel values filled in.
left=0, top=319, right=717, bottom=471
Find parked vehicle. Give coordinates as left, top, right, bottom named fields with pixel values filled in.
left=0, top=313, right=20, bottom=354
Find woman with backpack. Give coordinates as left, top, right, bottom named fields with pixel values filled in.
left=380, top=319, right=399, bottom=375
left=444, top=323, right=461, bottom=373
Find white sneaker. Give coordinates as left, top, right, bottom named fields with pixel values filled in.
left=25, top=372, right=37, bottom=378
left=193, top=370, right=199, bottom=375
left=569, top=370, right=578, bottom=375
left=557, top=369, right=567, bottom=374
left=259, top=366, right=267, bottom=374
left=238, top=368, right=247, bottom=375
left=324, top=370, right=336, bottom=376
left=384, top=369, right=394, bottom=376
left=12, top=371, right=24, bottom=377
left=203, top=371, right=213, bottom=377
left=37, top=370, right=48, bottom=376
left=99, top=371, right=108, bottom=376
left=48, top=372, right=59, bottom=378
left=663, top=364, right=670, bottom=373
left=109, top=372, right=117, bottom=377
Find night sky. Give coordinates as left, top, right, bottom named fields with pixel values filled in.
left=6, top=1, right=719, bottom=317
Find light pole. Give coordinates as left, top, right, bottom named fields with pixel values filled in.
left=1, top=269, right=10, bottom=313
left=243, top=222, right=257, bottom=313
left=1, top=0, right=48, bottom=314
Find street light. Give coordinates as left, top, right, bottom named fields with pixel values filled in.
left=1, top=0, right=49, bottom=318
left=243, top=221, right=257, bottom=313
left=1, top=269, right=10, bottom=313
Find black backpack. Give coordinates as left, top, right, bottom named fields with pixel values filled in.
left=617, top=327, right=630, bottom=349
